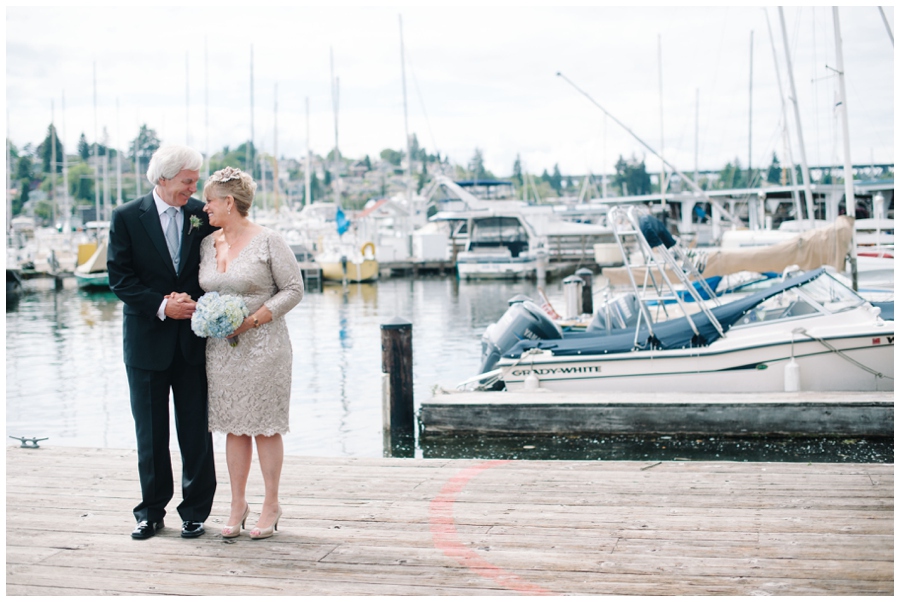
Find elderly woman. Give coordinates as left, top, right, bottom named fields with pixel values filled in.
left=198, top=166, right=304, bottom=539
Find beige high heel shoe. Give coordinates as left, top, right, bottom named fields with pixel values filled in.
left=221, top=504, right=250, bottom=539
left=249, top=506, right=282, bottom=540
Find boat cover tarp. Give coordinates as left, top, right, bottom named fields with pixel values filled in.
left=602, top=216, right=853, bottom=285
left=701, top=215, right=854, bottom=277
left=505, top=268, right=826, bottom=357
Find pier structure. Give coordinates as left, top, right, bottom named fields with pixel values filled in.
left=5, top=446, right=893, bottom=595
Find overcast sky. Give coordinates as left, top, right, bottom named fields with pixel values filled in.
left=6, top=5, right=895, bottom=179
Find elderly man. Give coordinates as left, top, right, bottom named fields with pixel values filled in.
left=107, top=145, right=217, bottom=539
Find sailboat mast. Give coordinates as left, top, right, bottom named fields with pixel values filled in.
left=878, top=7, right=894, bottom=46
left=51, top=100, right=57, bottom=226
left=748, top=30, right=753, bottom=189
left=61, top=91, right=70, bottom=233
left=657, top=34, right=665, bottom=212
left=248, top=45, right=254, bottom=174
left=777, top=7, right=816, bottom=229
left=763, top=8, right=802, bottom=224
left=185, top=52, right=190, bottom=147
left=400, top=14, right=412, bottom=201
left=204, top=37, right=209, bottom=181
left=93, top=61, right=100, bottom=226
left=832, top=7, right=858, bottom=289
left=305, top=96, right=311, bottom=207
left=116, top=98, right=122, bottom=206
left=273, top=82, right=279, bottom=212
left=330, top=47, right=341, bottom=206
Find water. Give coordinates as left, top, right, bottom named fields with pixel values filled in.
left=6, top=277, right=891, bottom=463
left=6, top=276, right=550, bottom=457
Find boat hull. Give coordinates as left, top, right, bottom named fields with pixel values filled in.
left=319, top=259, right=379, bottom=283
left=74, top=271, right=110, bottom=289
left=497, top=310, right=894, bottom=393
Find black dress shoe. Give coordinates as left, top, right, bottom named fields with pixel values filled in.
left=181, top=520, right=205, bottom=538
left=131, top=520, right=164, bottom=539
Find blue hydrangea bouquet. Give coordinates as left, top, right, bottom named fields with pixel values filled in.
left=191, top=292, right=249, bottom=347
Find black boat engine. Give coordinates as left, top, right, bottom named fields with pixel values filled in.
left=478, top=298, right=563, bottom=374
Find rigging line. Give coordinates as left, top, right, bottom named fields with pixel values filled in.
left=794, top=328, right=892, bottom=380
left=404, top=47, right=440, bottom=158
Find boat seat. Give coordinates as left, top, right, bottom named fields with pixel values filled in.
left=586, top=293, right=641, bottom=333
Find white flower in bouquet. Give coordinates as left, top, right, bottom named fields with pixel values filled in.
left=191, top=292, right=249, bottom=347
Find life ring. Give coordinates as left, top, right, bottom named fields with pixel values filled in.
left=361, top=242, right=376, bottom=259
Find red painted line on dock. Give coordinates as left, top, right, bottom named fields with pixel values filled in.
left=429, top=460, right=553, bottom=596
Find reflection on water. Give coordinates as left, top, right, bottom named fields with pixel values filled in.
left=6, top=277, right=549, bottom=457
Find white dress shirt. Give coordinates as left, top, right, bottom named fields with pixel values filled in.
left=153, top=188, right=183, bottom=321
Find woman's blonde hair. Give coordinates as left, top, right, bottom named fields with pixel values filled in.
left=204, top=166, right=257, bottom=216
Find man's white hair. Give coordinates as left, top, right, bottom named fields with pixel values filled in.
left=146, top=145, right=203, bottom=186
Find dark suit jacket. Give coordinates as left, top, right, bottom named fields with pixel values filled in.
left=108, top=193, right=215, bottom=371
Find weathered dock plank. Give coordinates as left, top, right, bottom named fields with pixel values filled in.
left=420, top=390, right=895, bottom=436
left=6, top=446, right=893, bottom=595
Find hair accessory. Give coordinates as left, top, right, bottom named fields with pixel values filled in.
left=209, top=166, right=243, bottom=184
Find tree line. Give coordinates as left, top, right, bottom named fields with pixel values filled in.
left=8, top=122, right=892, bottom=225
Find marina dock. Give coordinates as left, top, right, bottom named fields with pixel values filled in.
left=420, top=390, right=895, bottom=436
left=6, top=445, right=893, bottom=595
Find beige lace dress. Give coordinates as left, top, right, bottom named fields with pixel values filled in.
left=199, top=227, right=304, bottom=436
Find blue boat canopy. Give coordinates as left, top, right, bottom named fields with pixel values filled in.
left=505, top=268, right=828, bottom=357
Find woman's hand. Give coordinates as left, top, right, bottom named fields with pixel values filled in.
left=231, top=305, right=274, bottom=338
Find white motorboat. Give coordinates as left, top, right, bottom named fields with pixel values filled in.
left=470, top=268, right=892, bottom=393
left=465, top=208, right=893, bottom=394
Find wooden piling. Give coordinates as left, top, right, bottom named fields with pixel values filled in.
left=381, top=317, right=414, bottom=439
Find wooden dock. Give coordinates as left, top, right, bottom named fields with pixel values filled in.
left=6, top=445, right=892, bottom=595
left=421, top=390, right=895, bottom=436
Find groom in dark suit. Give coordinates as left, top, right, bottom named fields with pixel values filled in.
left=107, top=145, right=217, bottom=539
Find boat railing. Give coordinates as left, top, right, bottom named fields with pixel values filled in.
left=608, top=205, right=725, bottom=344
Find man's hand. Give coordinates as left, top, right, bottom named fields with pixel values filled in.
left=164, top=292, right=197, bottom=320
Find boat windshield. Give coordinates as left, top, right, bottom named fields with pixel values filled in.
left=731, top=272, right=865, bottom=328
left=795, top=271, right=868, bottom=313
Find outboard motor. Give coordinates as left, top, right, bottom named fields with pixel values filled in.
left=478, top=298, right=563, bottom=374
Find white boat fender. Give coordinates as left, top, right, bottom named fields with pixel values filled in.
left=524, top=372, right=540, bottom=390
left=784, top=358, right=801, bottom=392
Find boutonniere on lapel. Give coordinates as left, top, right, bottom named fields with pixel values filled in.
left=188, top=214, right=202, bottom=235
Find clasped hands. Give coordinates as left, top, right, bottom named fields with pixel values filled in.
left=164, top=292, right=196, bottom=320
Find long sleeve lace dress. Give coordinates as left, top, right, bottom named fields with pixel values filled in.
left=199, top=228, right=304, bottom=436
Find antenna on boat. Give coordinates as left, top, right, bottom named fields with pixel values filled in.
left=248, top=44, right=254, bottom=174
left=555, top=71, right=740, bottom=225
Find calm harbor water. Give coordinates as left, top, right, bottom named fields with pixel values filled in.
left=6, top=275, right=891, bottom=463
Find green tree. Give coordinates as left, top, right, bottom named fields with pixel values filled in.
left=469, top=148, right=486, bottom=180
left=716, top=158, right=744, bottom=189
left=550, top=163, right=562, bottom=193
left=15, top=154, right=34, bottom=181
left=78, top=133, right=90, bottom=161
left=380, top=148, right=402, bottom=166
left=766, top=152, right=781, bottom=184
left=13, top=180, right=30, bottom=215
left=68, top=162, right=95, bottom=201
left=130, top=124, right=160, bottom=166
left=416, top=169, right=427, bottom=193
left=37, top=124, right=65, bottom=174
left=364, top=154, right=372, bottom=171
left=613, top=154, right=651, bottom=196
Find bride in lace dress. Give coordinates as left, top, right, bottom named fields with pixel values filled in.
left=198, top=166, right=304, bottom=540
